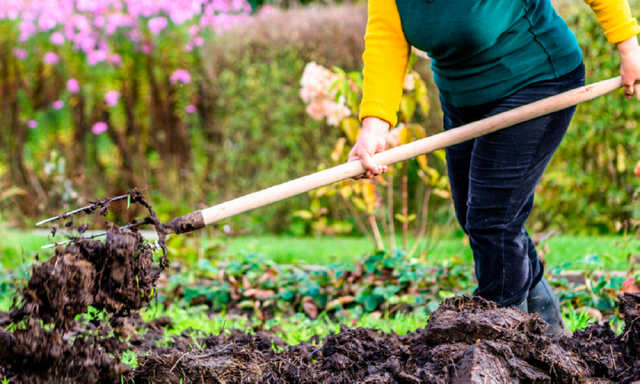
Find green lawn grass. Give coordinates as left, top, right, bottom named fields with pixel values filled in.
left=215, top=234, right=639, bottom=271
left=1, top=226, right=638, bottom=271
left=139, top=302, right=430, bottom=346
left=0, top=228, right=50, bottom=270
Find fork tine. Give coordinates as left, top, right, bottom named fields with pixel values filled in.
left=39, top=221, right=144, bottom=249
left=35, top=195, right=129, bottom=226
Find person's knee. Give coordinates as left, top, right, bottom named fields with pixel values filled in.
left=464, top=197, right=532, bottom=238
left=464, top=206, right=511, bottom=237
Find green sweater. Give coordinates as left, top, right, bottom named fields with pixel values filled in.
left=395, top=0, right=583, bottom=107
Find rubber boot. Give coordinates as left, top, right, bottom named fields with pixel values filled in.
left=514, top=299, right=528, bottom=313
left=527, top=277, right=569, bottom=337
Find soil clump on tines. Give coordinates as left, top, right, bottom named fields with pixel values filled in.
left=0, top=190, right=166, bottom=383
left=11, top=225, right=159, bottom=327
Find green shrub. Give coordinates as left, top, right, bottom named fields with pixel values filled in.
left=531, top=1, right=640, bottom=234
left=197, top=4, right=367, bottom=232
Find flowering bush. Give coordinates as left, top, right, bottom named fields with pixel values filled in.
left=0, top=0, right=251, bottom=215
left=3, top=0, right=250, bottom=129
left=298, top=57, right=451, bottom=253
left=6, top=0, right=250, bottom=56
left=299, top=62, right=351, bottom=126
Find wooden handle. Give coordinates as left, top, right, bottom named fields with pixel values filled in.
left=192, top=77, right=623, bottom=227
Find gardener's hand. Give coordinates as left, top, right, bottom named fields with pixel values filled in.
left=618, top=35, right=640, bottom=100
left=348, top=116, right=390, bottom=178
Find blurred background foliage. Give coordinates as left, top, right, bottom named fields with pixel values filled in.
left=0, top=0, right=639, bottom=236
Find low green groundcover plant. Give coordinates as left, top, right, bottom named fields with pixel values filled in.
left=158, top=248, right=637, bottom=327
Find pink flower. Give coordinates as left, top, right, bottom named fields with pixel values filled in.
left=27, top=120, right=38, bottom=129
left=43, top=52, right=59, bottom=65
left=52, top=100, right=64, bottom=110
left=193, top=36, right=204, bottom=47
left=76, top=0, right=101, bottom=13
left=13, top=48, right=26, bottom=60
left=148, top=17, right=167, bottom=35
left=258, top=5, right=277, bottom=18
left=141, top=43, right=152, bottom=55
left=76, top=35, right=96, bottom=53
left=232, top=0, right=246, bottom=11
left=87, top=49, right=107, bottom=66
left=50, top=32, right=65, bottom=45
left=185, top=105, right=196, bottom=114
left=128, top=29, right=141, bottom=42
left=67, top=78, right=80, bottom=94
left=38, top=14, right=57, bottom=31
left=170, top=69, right=191, bottom=84
left=169, top=9, right=192, bottom=25
left=91, top=121, right=108, bottom=135
left=19, top=21, right=36, bottom=42
left=305, top=100, right=327, bottom=121
left=108, top=53, right=122, bottom=66
left=326, top=100, right=351, bottom=126
left=104, top=91, right=120, bottom=107
left=299, top=62, right=337, bottom=103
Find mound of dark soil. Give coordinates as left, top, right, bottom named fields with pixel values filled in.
left=131, top=295, right=640, bottom=384
left=562, top=293, right=640, bottom=383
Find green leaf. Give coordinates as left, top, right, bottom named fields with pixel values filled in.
left=363, top=294, right=383, bottom=312
left=395, top=213, right=416, bottom=224
left=293, top=209, right=313, bottom=220
left=399, top=95, right=416, bottom=123
left=415, top=76, right=430, bottom=115
left=341, top=117, right=360, bottom=144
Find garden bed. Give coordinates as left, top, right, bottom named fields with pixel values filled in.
left=0, top=197, right=638, bottom=383
left=0, top=239, right=638, bottom=383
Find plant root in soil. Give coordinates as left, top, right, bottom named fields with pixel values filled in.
left=1, top=192, right=639, bottom=383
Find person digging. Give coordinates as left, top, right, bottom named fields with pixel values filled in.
left=348, top=0, right=640, bottom=336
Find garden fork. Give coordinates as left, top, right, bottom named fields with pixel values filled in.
left=37, top=76, right=631, bottom=247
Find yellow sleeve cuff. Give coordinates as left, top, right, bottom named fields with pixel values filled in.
left=584, top=0, right=640, bottom=44
left=359, top=99, right=399, bottom=127
left=605, top=20, right=640, bottom=44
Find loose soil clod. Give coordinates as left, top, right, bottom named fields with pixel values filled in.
left=132, top=295, right=640, bottom=384
left=1, top=193, right=639, bottom=383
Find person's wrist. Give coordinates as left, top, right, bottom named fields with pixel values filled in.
left=361, top=116, right=390, bottom=136
left=617, top=35, right=639, bottom=56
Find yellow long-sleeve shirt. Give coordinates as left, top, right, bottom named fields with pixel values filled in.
left=360, top=0, right=640, bottom=126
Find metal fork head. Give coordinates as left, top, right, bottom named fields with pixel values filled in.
left=35, top=194, right=129, bottom=227
left=39, top=221, right=147, bottom=249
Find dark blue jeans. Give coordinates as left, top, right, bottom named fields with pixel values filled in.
left=441, top=63, right=585, bottom=307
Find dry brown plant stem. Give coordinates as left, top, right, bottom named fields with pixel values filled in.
left=409, top=185, right=432, bottom=258
left=369, top=213, right=384, bottom=250
left=387, top=175, right=396, bottom=251
left=402, top=163, right=409, bottom=251
left=340, top=193, right=374, bottom=243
